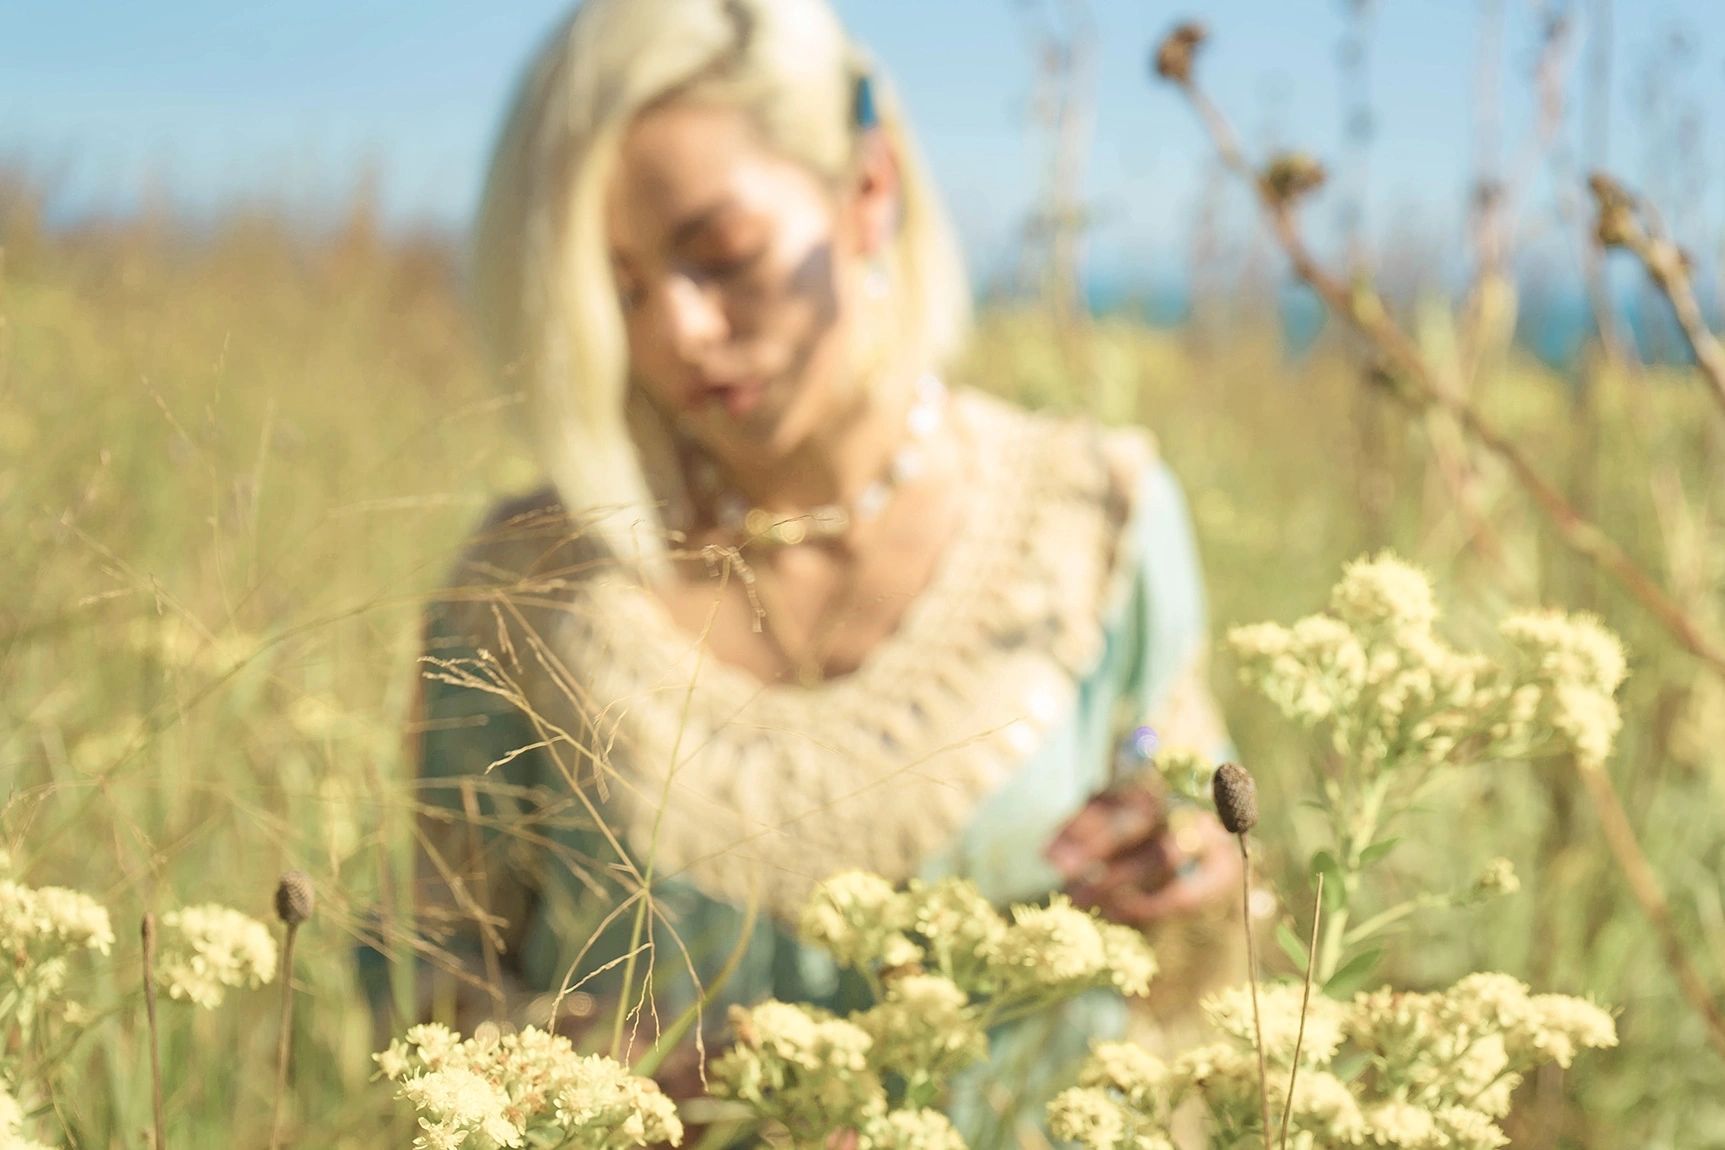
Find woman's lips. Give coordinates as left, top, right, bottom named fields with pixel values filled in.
left=694, top=378, right=767, bottom=419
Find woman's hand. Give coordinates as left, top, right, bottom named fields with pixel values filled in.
left=1044, top=784, right=1240, bottom=927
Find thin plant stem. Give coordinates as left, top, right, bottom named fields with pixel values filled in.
left=1279, top=873, right=1324, bottom=1150
left=270, top=920, right=301, bottom=1150
left=141, top=912, right=166, bottom=1150
left=1576, top=762, right=1725, bottom=1061
left=1238, top=836, right=1272, bottom=1149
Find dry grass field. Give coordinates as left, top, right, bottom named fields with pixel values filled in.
left=4, top=162, right=1725, bottom=1145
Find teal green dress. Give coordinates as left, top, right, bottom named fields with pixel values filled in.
left=414, top=393, right=1230, bottom=1146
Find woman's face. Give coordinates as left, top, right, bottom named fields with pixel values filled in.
left=607, top=100, right=891, bottom=465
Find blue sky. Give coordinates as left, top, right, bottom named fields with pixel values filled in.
left=3, top=1, right=1723, bottom=285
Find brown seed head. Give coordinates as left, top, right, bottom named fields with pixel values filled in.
left=1211, top=762, right=1259, bottom=835
left=1587, top=171, right=1638, bottom=249
left=1259, top=153, right=1328, bottom=208
left=274, top=870, right=315, bottom=926
left=1153, top=22, right=1207, bottom=85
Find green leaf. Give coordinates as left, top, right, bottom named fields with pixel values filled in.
left=1310, top=850, right=1348, bottom=912
left=1360, top=837, right=1402, bottom=866
left=1276, top=921, right=1309, bottom=971
left=1323, top=947, right=1384, bottom=998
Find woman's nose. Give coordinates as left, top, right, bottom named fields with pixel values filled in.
left=659, top=275, right=730, bottom=359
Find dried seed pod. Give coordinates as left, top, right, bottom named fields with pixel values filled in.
left=274, top=870, right=316, bottom=926
left=1587, top=171, right=1638, bottom=249
left=1259, top=153, right=1328, bottom=208
left=1152, top=22, right=1207, bottom=85
left=1211, top=762, right=1259, bottom=835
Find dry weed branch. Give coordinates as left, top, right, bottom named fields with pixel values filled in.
left=1575, top=760, right=1725, bottom=1062
left=1154, top=24, right=1725, bottom=686
left=1587, top=172, right=1725, bottom=421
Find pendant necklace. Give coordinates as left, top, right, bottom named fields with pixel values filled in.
left=684, top=374, right=950, bottom=686
left=687, top=373, right=947, bottom=550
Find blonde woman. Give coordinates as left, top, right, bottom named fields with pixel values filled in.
left=412, top=0, right=1240, bottom=1141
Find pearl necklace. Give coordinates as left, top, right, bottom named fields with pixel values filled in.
left=690, top=374, right=947, bottom=548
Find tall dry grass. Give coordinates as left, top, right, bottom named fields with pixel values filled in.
left=2, top=161, right=1724, bottom=1144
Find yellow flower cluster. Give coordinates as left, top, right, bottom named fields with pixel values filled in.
left=1228, top=553, right=1628, bottom=774
left=375, top=1023, right=682, bottom=1150
left=1049, top=972, right=1615, bottom=1150
left=154, top=904, right=277, bottom=1009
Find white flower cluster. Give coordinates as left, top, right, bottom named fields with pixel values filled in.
left=1047, top=1041, right=1180, bottom=1150
left=799, top=872, right=1156, bottom=1004
left=1499, top=609, right=1627, bottom=768
left=1468, top=858, right=1520, bottom=902
left=153, top=904, right=277, bottom=1009
left=711, top=1001, right=886, bottom=1143
left=1228, top=553, right=1628, bottom=773
left=800, top=871, right=914, bottom=969
left=375, top=1023, right=682, bottom=1150
left=1049, top=973, right=1616, bottom=1150
left=0, top=1079, right=56, bottom=1150
left=712, top=873, right=1160, bottom=1145
left=856, top=1106, right=968, bottom=1150
left=856, top=975, right=986, bottom=1087
left=0, top=876, right=114, bottom=1032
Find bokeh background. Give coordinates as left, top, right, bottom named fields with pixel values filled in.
left=5, top=1, right=1725, bottom=1146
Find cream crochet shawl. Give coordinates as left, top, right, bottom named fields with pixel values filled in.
left=436, top=391, right=1160, bottom=923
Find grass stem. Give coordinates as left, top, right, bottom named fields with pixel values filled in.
left=270, top=920, right=301, bottom=1150
left=1237, top=836, right=1272, bottom=1149
left=141, top=913, right=166, bottom=1150
left=1279, top=873, right=1323, bottom=1150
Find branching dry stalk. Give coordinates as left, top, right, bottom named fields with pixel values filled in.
left=1575, top=762, right=1725, bottom=1062
left=1154, top=25, right=1725, bottom=686
left=1587, top=172, right=1725, bottom=422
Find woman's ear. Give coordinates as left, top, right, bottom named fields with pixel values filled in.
left=847, top=130, right=902, bottom=258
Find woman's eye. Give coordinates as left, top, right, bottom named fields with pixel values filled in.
left=697, top=245, right=767, bottom=281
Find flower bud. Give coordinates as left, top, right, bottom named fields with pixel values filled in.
left=1211, top=763, right=1259, bottom=835
left=1152, top=22, right=1207, bottom=85
left=274, top=870, right=315, bottom=926
left=1259, top=153, right=1328, bottom=208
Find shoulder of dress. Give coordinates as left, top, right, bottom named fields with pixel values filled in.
left=955, top=389, right=1163, bottom=512
left=425, top=483, right=602, bottom=655
left=445, top=484, right=596, bottom=588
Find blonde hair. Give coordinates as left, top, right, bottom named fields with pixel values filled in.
left=473, top=0, right=971, bottom=567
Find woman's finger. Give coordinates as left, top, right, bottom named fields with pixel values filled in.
left=1045, top=788, right=1164, bottom=879
left=1066, top=835, right=1181, bottom=910
left=1105, top=824, right=1242, bottom=926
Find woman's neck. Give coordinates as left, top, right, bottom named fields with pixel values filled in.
left=709, top=380, right=916, bottom=514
